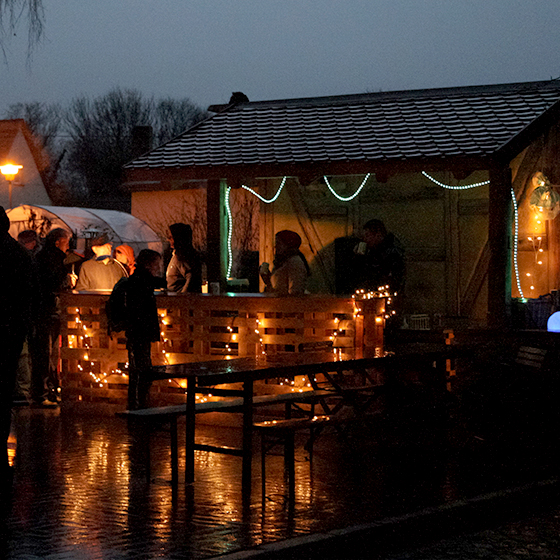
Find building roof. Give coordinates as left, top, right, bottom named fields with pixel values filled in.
left=124, top=80, right=560, bottom=183
left=0, top=119, right=48, bottom=170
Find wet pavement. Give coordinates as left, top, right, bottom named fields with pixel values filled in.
left=1, top=395, right=559, bottom=560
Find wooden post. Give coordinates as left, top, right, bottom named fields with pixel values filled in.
left=206, top=179, right=225, bottom=289
left=488, top=164, right=513, bottom=329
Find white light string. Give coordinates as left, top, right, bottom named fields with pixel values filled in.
left=225, top=186, right=234, bottom=279
left=323, top=173, right=371, bottom=201
left=511, top=188, right=524, bottom=298
left=421, top=171, right=490, bottom=189
left=241, top=176, right=287, bottom=203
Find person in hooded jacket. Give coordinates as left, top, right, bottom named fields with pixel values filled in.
left=260, top=230, right=310, bottom=295
left=114, top=244, right=135, bottom=276
left=166, top=223, right=202, bottom=293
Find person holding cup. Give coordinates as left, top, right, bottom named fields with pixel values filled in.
left=260, top=230, right=309, bottom=295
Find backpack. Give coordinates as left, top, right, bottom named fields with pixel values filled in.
left=106, top=277, right=129, bottom=334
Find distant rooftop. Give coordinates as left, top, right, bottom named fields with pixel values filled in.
left=125, top=80, right=560, bottom=174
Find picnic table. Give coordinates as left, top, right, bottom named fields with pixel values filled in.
left=140, top=347, right=452, bottom=492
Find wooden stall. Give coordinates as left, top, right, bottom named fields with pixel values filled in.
left=59, top=292, right=387, bottom=404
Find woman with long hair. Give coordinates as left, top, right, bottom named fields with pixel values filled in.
left=166, top=223, right=202, bottom=293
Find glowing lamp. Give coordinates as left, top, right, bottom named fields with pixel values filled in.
left=547, top=311, right=560, bottom=332
left=529, top=172, right=560, bottom=220
left=0, top=163, right=22, bottom=181
left=1, top=163, right=23, bottom=208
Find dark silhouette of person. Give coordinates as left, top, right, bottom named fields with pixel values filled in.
left=32, top=228, right=76, bottom=406
left=166, top=223, right=202, bottom=293
left=0, top=206, right=33, bottom=491
left=350, top=219, right=405, bottom=294
left=109, top=249, right=163, bottom=410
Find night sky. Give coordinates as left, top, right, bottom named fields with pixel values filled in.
left=1, top=0, right=560, bottom=115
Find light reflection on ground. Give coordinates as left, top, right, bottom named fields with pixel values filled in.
left=2, top=402, right=556, bottom=559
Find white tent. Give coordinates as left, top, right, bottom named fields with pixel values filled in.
left=7, top=205, right=163, bottom=255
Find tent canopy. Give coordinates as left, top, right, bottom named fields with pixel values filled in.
left=7, top=205, right=163, bottom=255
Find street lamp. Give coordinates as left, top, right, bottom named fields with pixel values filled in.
left=0, top=163, right=23, bottom=209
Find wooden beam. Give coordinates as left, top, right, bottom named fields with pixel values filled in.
left=487, top=164, right=512, bottom=328
left=206, top=179, right=225, bottom=287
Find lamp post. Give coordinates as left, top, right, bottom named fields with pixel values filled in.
left=0, top=163, right=23, bottom=209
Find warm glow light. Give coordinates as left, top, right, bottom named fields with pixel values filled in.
left=0, top=163, right=23, bottom=181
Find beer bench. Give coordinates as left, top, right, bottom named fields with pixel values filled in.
left=117, top=388, right=335, bottom=483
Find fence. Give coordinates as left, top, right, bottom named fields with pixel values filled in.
left=59, top=292, right=386, bottom=403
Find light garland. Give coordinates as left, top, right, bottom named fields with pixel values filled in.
left=511, top=188, right=524, bottom=298
left=421, top=171, right=490, bottom=190
left=323, top=173, right=371, bottom=201
left=73, top=307, right=128, bottom=388
left=241, top=176, right=287, bottom=203
left=225, top=186, right=234, bottom=278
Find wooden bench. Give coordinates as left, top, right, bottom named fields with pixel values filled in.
left=117, top=389, right=336, bottom=483
left=513, top=345, right=547, bottom=371
left=254, top=414, right=342, bottom=499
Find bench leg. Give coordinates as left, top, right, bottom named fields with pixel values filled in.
left=261, top=433, right=266, bottom=500
left=285, top=431, right=295, bottom=500
left=170, top=417, right=178, bottom=487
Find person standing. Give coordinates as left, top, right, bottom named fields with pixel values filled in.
left=260, top=230, right=310, bottom=295
left=114, top=244, right=135, bottom=276
left=76, top=235, right=126, bottom=291
left=166, top=223, right=202, bottom=293
left=12, top=231, right=41, bottom=406
left=33, top=228, right=76, bottom=406
left=350, top=219, right=405, bottom=294
left=108, top=249, right=163, bottom=410
left=0, top=207, right=33, bottom=490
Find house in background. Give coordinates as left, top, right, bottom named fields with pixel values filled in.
left=123, top=80, right=560, bottom=329
left=0, top=119, right=54, bottom=209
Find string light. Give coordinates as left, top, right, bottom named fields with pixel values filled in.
left=511, top=188, right=524, bottom=298
left=421, top=171, right=490, bottom=189
left=323, top=173, right=371, bottom=201
left=241, top=176, right=287, bottom=203
left=225, top=186, right=234, bottom=279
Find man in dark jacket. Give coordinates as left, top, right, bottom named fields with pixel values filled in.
left=109, top=249, right=163, bottom=410
left=33, top=228, right=76, bottom=406
left=351, top=219, right=405, bottom=294
left=0, top=206, right=33, bottom=491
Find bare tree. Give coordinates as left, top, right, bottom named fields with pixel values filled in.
left=154, top=98, right=208, bottom=146
left=0, top=0, right=45, bottom=56
left=5, top=101, right=62, bottom=155
left=62, top=88, right=208, bottom=207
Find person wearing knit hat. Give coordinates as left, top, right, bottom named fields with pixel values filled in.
left=260, top=230, right=310, bottom=295
left=0, top=206, right=33, bottom=490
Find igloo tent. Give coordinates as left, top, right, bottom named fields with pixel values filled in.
left=7, top=205, right=163, bottom=255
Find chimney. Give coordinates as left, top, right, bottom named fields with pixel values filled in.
left=131, top=126, right=153, bottom=159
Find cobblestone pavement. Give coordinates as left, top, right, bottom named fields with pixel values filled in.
left=1, top=402, right=558, bottom=559
left=381, top=505, right=560, bottom=560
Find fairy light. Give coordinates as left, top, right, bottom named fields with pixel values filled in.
left=323, top=173, right=371, bottom=201
left=511, top=188, right=524, bottom=298
left=241, top=176, right=287, bottom=203
left=421, top=171, right=490, bottom=190
left=225, top=186, right=234, bottom=278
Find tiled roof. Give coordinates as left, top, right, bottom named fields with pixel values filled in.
left=125, top=80, right=560, bottom=171
left=0, top=119, right=49, bottom=173
left=0, top=119, right=23, bottom=161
